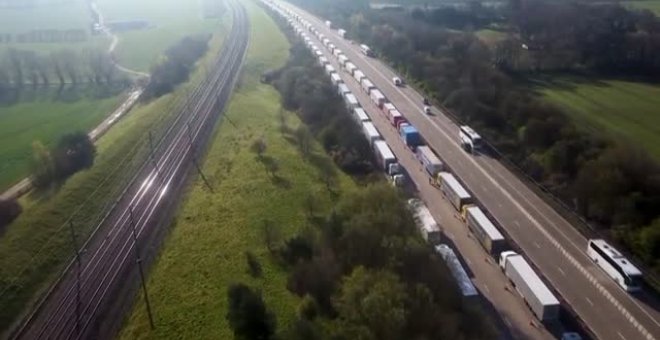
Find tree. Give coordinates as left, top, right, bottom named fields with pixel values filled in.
left=52, top=132, right=96, bottom=180
left=226, top=283, right=276, bottom=340
left=0, top=198, right=22, bottom=228
left=30, top=141, right=55, bottom=188
left=251, top=138, right=267, bottom=159
left=333, top=267, right=407, bottom=340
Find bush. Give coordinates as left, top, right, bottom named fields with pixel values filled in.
left=245, top=251, right=262, bottom=278
left=226, top=283, right=276, bottom=340
left=0, top=198, right=22, bottom=228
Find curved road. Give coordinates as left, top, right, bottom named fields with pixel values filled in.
left=10, top=0, right=249, bottom=338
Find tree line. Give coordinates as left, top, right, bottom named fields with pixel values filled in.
left=289, top=0, right=660, bottom=280
left=142, top=34, right=211, bottom=100
left=225, top=23, right=494, bottom=339
left=0, top=47, right=119, bottom=90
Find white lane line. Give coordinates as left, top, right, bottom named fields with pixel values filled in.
left=586, top=297, right=595, bottom=306
left=619, top=331, right=628, bottom=340
left=513, top=220, right=521, bottom=228
left=557, top=267, right=566, bottom=277
left=534, top=242, right=541, bottom=249
left=483, top=284, right=490, bottom=294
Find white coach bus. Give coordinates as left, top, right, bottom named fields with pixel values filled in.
left=587, top=239, right=643, bottom=292
left=459, top=125, right=483, bottom=154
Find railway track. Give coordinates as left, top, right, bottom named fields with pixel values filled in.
left=11, top=0, right=249, bottom=338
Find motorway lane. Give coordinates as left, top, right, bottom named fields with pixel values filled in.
left=12, top=1, right=249, bottom=339
left=266, top=5, right=554, bottom=339
left=278, top=2, right=660, bottom=340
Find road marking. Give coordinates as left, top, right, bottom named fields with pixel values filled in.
left=533, top=242, right=541, bottom=249
left=619, top=331, right=628, bottom=340
left=483, top=284, right=490, bottom=294
left=466, top=258, right=472, bottom=266
left=586, top=297, right=595, bottom=306
left=513, top=220, right=521, bottom=228
left=557, top=266, right=566, bottom=276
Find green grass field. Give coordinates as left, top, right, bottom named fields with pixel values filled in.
left=0, top=16, right=231, bottom=335
left=626, top=1, right=660, bottom=15
left=0, top=86, right=124, bottom=191
left=97, top=0, right=223, bottom=72
left=539, top=77, right=660, bottom=159
left=119, top=1, right=357, bottom=338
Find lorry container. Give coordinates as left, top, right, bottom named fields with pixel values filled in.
left=408, top=199, right=442, bottom=244
left=373, top=140, right=398, bottom=174
left=344, top=93, right=359, bottom=110
left=436, top=172, right=471, bottom=211
left=353, top=70, right=366, bottom=83
left=318, top=56, right=328, bottom=66
left=499, top=251, right=560, bottom=322
left=333, top=48, right=343, bottom=57
left=344, top=62, right=357, bottom=75
left=362, top=122, right=381, bottom=146
left=338, top=29, right=346, bottom=38
left=462, top=206, right=507, bottom=256
left=338, top=55, right=349, bottom=67
left=337, top=83, right=350, bottom=97
left=416, top=146, right=443, bottom=177
left=370, top=90, right=386, bottom=108
left=400, top=125, right=422, bottom=149
left=382, top=102, right=396, bottom=116
left=436, top=244, right=479, bottom=298
left=388, top=109, right=404, bottom=127
left=330, top=73, right=342, bottom=86
left=322, top=38, right=330, bottom=46
left=315, top=50, right=323, bottom=58
left=325, top=20, right=332, bottom=28
left=324, top=64, right=335, bottom=75
left=353, top=107, right=370, bottom=123
left=361, top=78, right=375, bottom=93
left=328, top=43, right=336, bottom=53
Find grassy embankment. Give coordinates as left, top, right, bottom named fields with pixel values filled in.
left=119, top=1, right=358, bottom=338
left=97, top=0, right=224, bottom=72
left=538, top=77, right=660, bottom=160
left=0, top=16, right=231, bottom=335
left=626, top=1, right=660, bottom=15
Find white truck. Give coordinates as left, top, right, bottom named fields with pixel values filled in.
left=353, top=70, right=366, bottom=83
left=338, top=54, right=349, bottom=67
left=362, top=121, right=381, bottom=147
left=361, top=78, right=375, bottom=94
left=373, top=140, right=400, bottom=176
left=338, top=28, right=347, bottom=38
left=436, top=244, right=479, bottom=298
left=462, top=206, right=507, bottom=256
left=337, top=83, right=350, bottom=97
left=344, top=62, right=357, bottom=75
left=408, top=199, right=442, bottom=244
left=318, top=56, right=328, bottom=66
left=500, top=251, right=560, bottom=322
left=330, top=73, right=342, bottom=86
left=324, top=64, right=335, bottom=75
left=416, top=145, right=443, bottom=177
left=344, top=93, right=359, bottom=110
left=370, top=89, right=386, bottom=108
left=353, top=107, right=370, bottom=123
left=325, top=20, right=332, bottom=28
left=436, top=172, right=471, bottom=211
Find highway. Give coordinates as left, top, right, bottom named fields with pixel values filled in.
left=10, top=0, right=249, bottom=338
left=274, top=2, right=660, bottom=340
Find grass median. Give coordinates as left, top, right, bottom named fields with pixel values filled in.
left=0, top=17, right=231, bottom=335
left=119, top=1, right=358, bottom=338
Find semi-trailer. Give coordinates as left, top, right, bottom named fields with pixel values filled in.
left=353, top=107, right=370, bottom=123
left=324, top=64, right=335, bottom=75
left=383, top=102, right=396, bottom=116
left=400, top=125, right=422, bottom=149
left=333, top=48, right=343, bottom=57
left=388, top=109, right=405, bottom=127
left=322, top=38, right=330, bottom=46
left=318, top=56, right=328, bottom=66
left=462, top=205, right=507, bottom=256
left=373, top=140, right=400, bottom=175
left=344, top=62, right=357, bottom=75
left=338, top=29, right=346, bottom=38
left=338, top=55, right=349, bottom=67
left=436, top=244, right=479, bottom=298
left=353, top=70, right=366, bottom=83
left=370, top=90, right=386, bottom=108
left=361, top=78, right=375, bottom=93
left=436, top=172, right=472, bottom=211
left=416, top=146, right=443, bottom=177
left=408, top=199, right=442, bottom=244
left=499, top=251, right=560, bottom=322
left=325, top=20, right=332, bottom=28
left=330, top=73, right=342, bottom=86
left=344, top=93, right=359, bottom=110
left=328, top=43, right=336, bottom=53
left=338, top=83, right=350, bottom=97
left=362, top=122, right=381, bottom=147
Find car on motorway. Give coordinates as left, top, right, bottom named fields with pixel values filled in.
left=393, top=76, right=402, bottom=86
left=423, top=105, right=431, bottom=114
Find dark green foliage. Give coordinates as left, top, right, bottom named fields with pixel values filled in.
left=279, top=234, right=314, bottom=265
left=30, top=131, right=96, bottom=188
left=0, top=198, right=22, bottom=228
left=245, top=251, right=262, bottom=278
left=143, top=35, right=210, bottom=99
left=226, top=283, right=276, bottom=340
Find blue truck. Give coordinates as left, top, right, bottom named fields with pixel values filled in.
left=400, top=125, right=422, bottom=149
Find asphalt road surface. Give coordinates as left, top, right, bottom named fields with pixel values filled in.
left=274, top=2, right=660, bottom=340
left=10, top=0, right=249, bottom=338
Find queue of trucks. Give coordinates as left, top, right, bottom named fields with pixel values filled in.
left=263, top=0, right=565, bottom=328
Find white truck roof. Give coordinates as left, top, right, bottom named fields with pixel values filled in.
left=354, top=108, right=369, bottom=121
left=374, top=140, right=395, bottom=161
left=417, top=146, right=441, bottom=165
left=436, top=244, right=479, bottom=297
left=465, top=206, right=505, bottom=242
left=371, top=89, right=385, bottom=100
left=345, top=62, right=356, bottom=70
left=338, top=83, right=350, bottom=94
left=409, top=199, right=439, bottom=235
left=324, top=64, right=335, bottom=73
left=439, top=172, right=470, bottom=199
left=330, top=73, right=341, bottom=83
left=345, top=93, right=358, bottom=106
left=362, top=122, right=380, bottom=140
left=354, top=70, right=365, bottom=79
left=506, top=254, right=560, bottom=306
left=383, top=102, right=396, bottom=112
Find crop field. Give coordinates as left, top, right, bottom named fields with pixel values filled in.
left=119, top=1, right=357, bottom=338
left=0, top=16, right=230, bottom=334
left=539, top=76, right=660, bottom=159
left=97, top=0, right=225, bottom=72
left=0, top=86, right=124, bottom=191
left=626, top=1, right=660, bottom=15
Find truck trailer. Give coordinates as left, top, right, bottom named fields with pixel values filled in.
left=436, top=244, right=479, bottom=298
left=370, top=90, right=386, bottom=108
left=416, top=146, right=443, bottom=177
left=338, top=28, right=346, bottom=38
left=382, top=102, right=395, bottom=116
left=338, top=55, right=349, bottom=67
left=373, top=140, right=399, bottom=175
left=408, top=199, right=442, bottom=244
left=362, top=122, right=381, bottom=147
left=353, top=70, right=366, bottom=83
left=400, top=125, right=422, bottom=149
left=344, top=93, right=359, bottom=110
left=462, top=206, right=507, bottom=256
left=499, top=251, right=560, bottom=322
left=344, top=62, right=357, bottom=75
left=361, top=78, right=375, bottom=93
left=436, top=172, right=471, bottom=211
left=324, top=64, right=335, bottom=75
left=353, top=107, right=370, bottom=123
left=388, top=109, right=404, bottom=127
left=330, top=73, right=342, bottom=86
